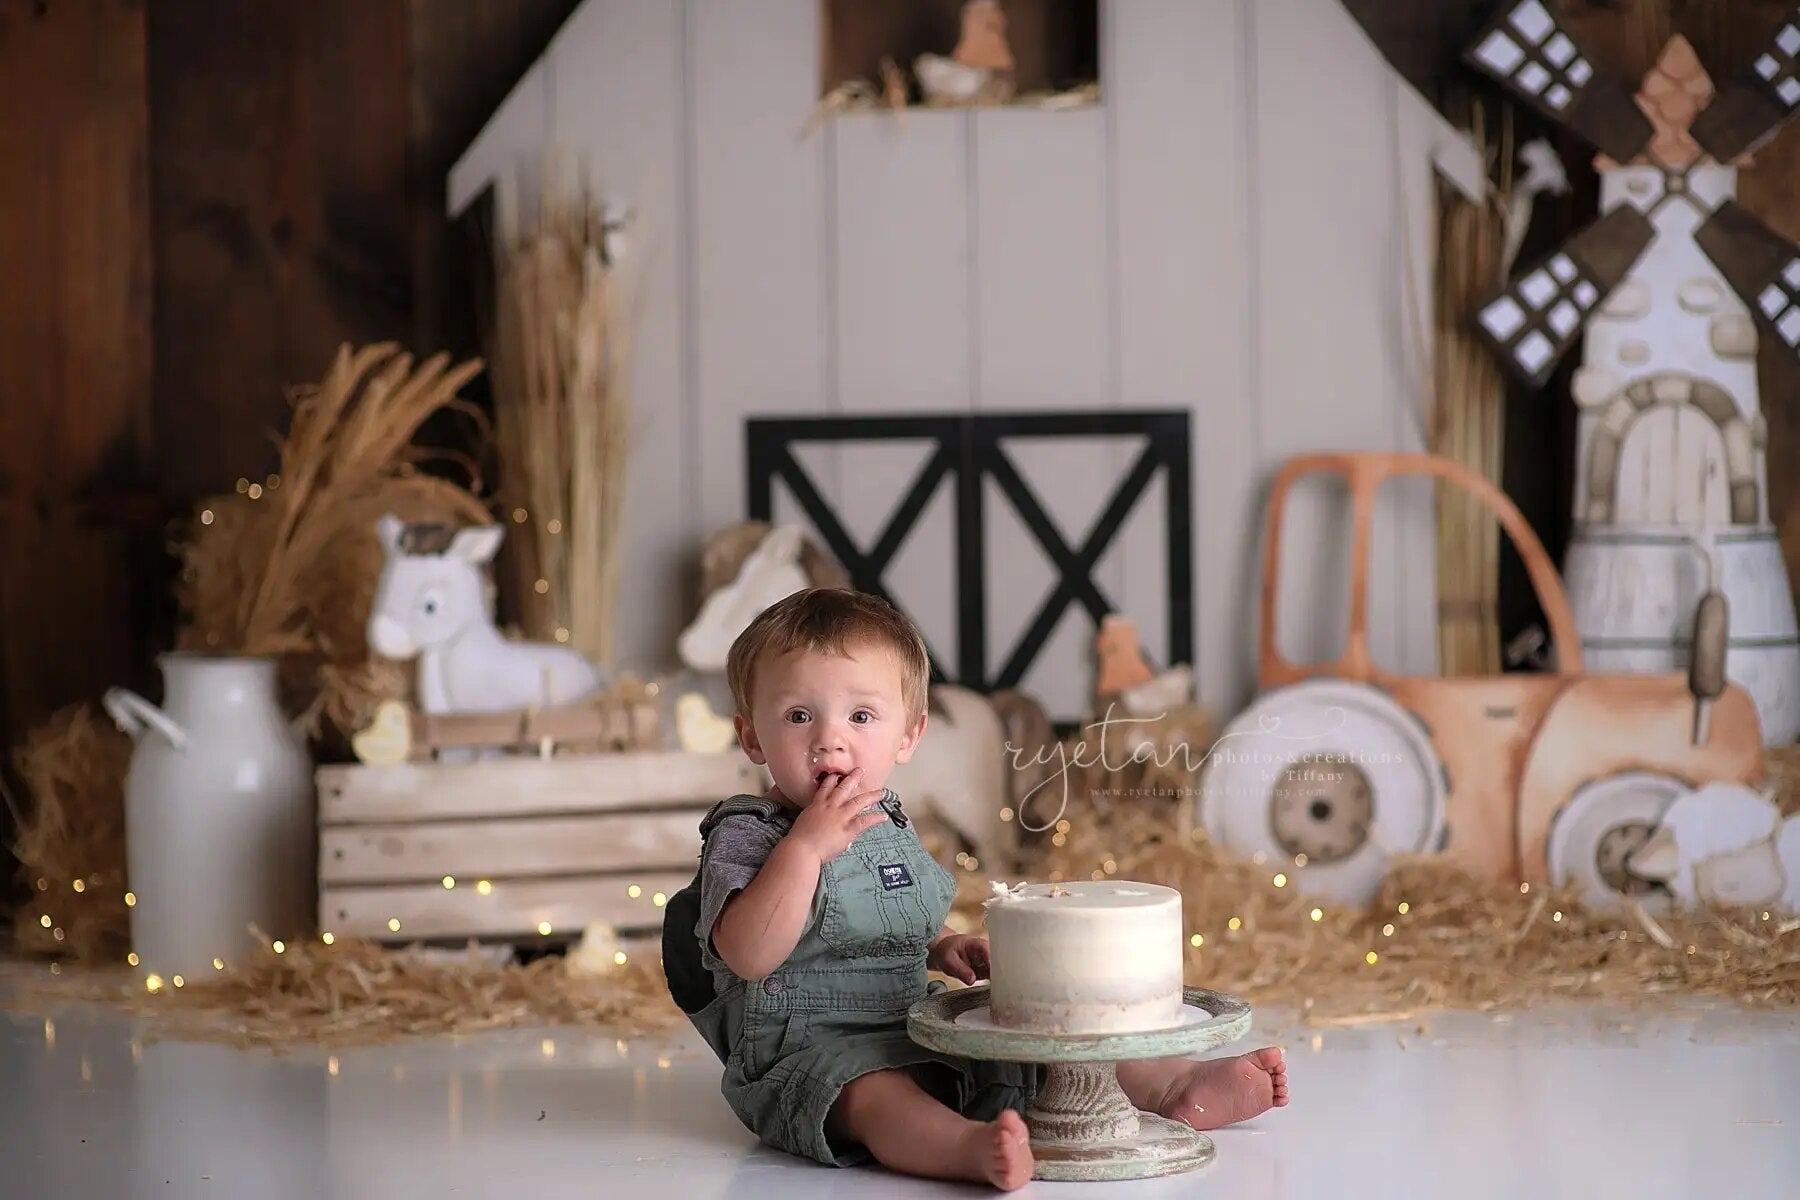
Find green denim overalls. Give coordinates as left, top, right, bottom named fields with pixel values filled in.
left=665, top=791, right=1040, bottom=1167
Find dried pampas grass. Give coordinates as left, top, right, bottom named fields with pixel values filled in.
left=5, top=704, right=134, bottom=961
left=175, top=344, right=493, bottom=733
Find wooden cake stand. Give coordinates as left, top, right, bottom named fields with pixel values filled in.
left=906, top=985, right=1252, bottom=1182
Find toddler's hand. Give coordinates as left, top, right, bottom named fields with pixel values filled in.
left=787, top=768, right=889, bottom=865
left=928, top=933, right=991, bottom=984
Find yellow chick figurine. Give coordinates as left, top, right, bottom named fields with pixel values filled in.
left=351, top=699, right=413, bottom=766
left=564, top=921, right=624, bottom=978
left=675, top=691, right=739, bottom=754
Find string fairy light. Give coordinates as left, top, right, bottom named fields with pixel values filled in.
left=612, top=951, right=628, bottom=966
left=1227, top=916, right=1242, bottom=931
left=1309, top=908, right=1323, bottom=922
left=476, top=881, right=492, bottom=895
left=272, top=941, right=286, bottom=954
left=388, top=919, right=402, bottom=932
left=1365, top=950, right=1379, bottom=966
left=1189, top=934, right=1204, bottom=948
left=627, top=885, right=642, bottom=899
left=1272, top=873, right=1288, bottom=888
left=537, top=922, right=553, bottom=936
left=652, top=893, right=667, bottom=908
left=1396, top=901, right=1410, bottom=915
left=145, top=974, right=164, bottom=994
left=1382, top=923, right=1395, bottom=937
left=38, top=914, right=51, bottom=928
left=321, top=932, right=335, bottom=945
left=442, top=876, right=456, bottom=890
left=127, top=953, right=139, bottom=967
left=124, top=892, right=136, bottom=907
left=71, top=879, right=86, bottom=893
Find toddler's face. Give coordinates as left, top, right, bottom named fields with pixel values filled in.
left=736, top=641, right=926, bottom=807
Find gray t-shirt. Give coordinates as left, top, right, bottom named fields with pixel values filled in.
left=695, top=800, right=797, bottom=987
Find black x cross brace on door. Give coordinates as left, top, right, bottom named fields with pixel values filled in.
left=746, top=411, right=1193, bottom=694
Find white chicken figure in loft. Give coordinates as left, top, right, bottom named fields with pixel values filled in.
left=367, top=514, right=606, bottom=716
left=916, top=0, right=1015, bottom=106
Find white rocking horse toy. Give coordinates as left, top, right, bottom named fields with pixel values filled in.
left=367, top=514, right=606, bottom=719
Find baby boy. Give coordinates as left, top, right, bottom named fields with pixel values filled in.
left=668, top=588, right=1287, bottom=1189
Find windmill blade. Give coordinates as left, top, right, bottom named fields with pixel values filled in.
left=1464, top=0, right=1655, bottom=165
left=1475, top=206, right=1656, bottom=388
left=1689, top=10, right=1800, bottom=163
left=1695, top=200, right=1800, bottom=359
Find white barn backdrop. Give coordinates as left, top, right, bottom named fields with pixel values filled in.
left=449, top=0, right=1454, bottom=720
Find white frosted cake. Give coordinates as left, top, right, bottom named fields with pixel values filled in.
left=983, top=880, right=1186, bottom=1034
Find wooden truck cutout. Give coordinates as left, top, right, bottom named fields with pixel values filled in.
left=1197, top=452, right=1765, bottom=911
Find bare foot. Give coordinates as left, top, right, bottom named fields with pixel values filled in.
left=961, top=1108, right=1034, bottom=1190
left=1156, top=1047, right=1289, bottom=1131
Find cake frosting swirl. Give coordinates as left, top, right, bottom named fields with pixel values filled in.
left=982, top=880, right=1185, bottom=1034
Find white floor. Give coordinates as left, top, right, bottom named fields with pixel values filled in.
left=4, top=972, right=1799, bottom=1200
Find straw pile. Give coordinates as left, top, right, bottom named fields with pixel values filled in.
left=957, top=796, right=1800, bottom=1023
left=4, top=705, right=134, bottom=961
left=18, top=935, right=680, bottom=1050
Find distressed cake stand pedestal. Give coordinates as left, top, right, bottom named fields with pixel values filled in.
left=906, top=985, right=1252, bottom=1182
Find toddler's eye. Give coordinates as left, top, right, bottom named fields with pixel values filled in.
left=784, top=710, right=810, bottom=725
left=851, top=710, right=874, bottom=724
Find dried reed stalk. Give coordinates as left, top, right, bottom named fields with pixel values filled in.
left=491, top=193, right=632, bottom=668
left=175, top=345, right=492, bottom=730
left=1432, top=101, right=1513, bottom=677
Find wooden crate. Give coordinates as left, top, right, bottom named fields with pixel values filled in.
left=317, top=750, right=767, bottom=943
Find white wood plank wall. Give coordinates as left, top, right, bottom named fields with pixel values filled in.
left=449, top=0, right=1441, bottom=721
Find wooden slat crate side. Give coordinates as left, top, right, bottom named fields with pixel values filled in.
left=319, top=809, right=706, bottom=884
left=319, top=870, right=694, bottom=942
left=317, top=751, right=765, bottom=823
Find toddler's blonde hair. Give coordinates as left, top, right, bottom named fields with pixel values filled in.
left=726, top=588, right=930, bottom=722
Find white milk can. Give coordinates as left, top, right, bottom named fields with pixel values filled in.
left=103, top=654, right=314, bottom=982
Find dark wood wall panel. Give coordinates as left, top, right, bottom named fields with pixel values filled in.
left=0, top=0, right=155, bottom=757
left=147, top=0, right=413, bottom=500
left=0, top=0, right=578, bottom=771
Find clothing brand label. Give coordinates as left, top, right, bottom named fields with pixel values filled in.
left=878, top=862, right=915, bottom=890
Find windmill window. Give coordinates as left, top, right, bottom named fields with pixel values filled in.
left=1475, top=32, right=1527, bottom=75
left=1546, top=84, right=1573, bottom=110
left=1543, top=33, right=1576, bottom=67
left=1510, top=1, right=1554, bottom=44
left=1779, top=309, right=1800, bottom=347
left=1574, top=281, right=1600, bottom=309
left=1757, top=54, right=1779, bottom=81
left=1482, top=298, right=1528, bottom=341
left=1779, top=25, right=1800, bottom=56
left=1783, top=259, right=1800, bottom=289
left=1550, top=255, right=1577, bottom=283
left=1517, top=62, right=1553, bottom=95
left=1520, top=272, right=1558, bottom=309
left=1760, top=285, right=1788, bottom=319
left=1781, top=78, right=1800, bottom=108
left=1516, top=331, right=1556, bottom=374
left=1567, top=58, right=1593, bottom=87
left=1549, top=301, right=1581, bottom=337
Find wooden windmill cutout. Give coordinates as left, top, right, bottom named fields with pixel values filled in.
left=1465, top=2, right=1800, bottom=388
left=1461, top=2, right=1800, bottom=747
